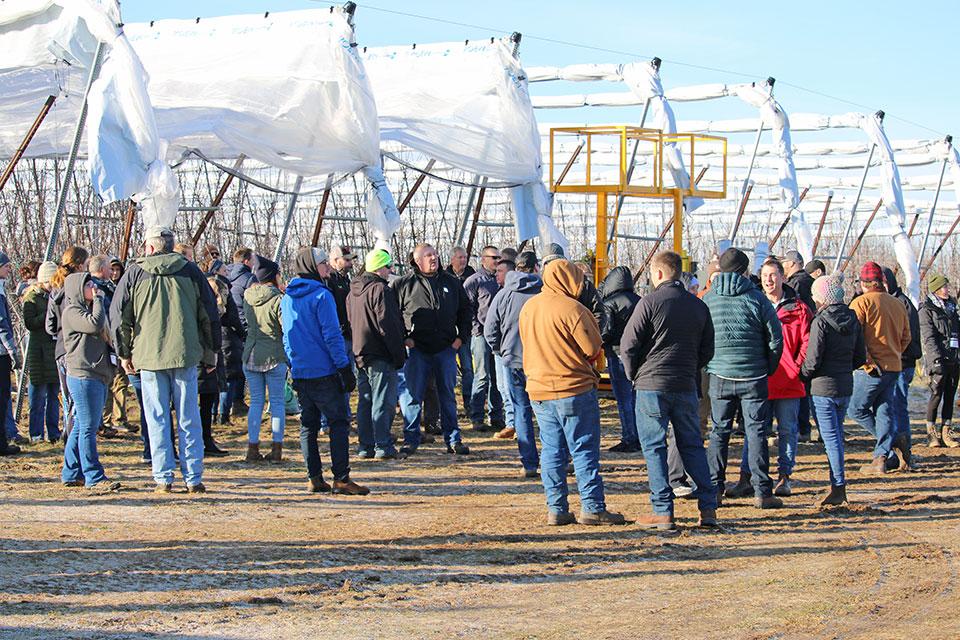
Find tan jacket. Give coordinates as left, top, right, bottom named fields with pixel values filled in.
left=849, top=289, right=911, bottom=373
left=519, top=260, right=602, bottom=401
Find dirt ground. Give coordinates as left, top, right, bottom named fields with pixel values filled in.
left=2, top=385, right=960, bottom=640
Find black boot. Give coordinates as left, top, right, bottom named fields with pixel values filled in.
left=202, top=422, right=229, bottom=457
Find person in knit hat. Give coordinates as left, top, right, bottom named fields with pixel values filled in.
left=919, top=273, right=960, bottom=448
left=801, top=274, right=866, bottom=506
left=847, top=261, right=911, bottom=475
left=22, top=261, right=61, bottom=444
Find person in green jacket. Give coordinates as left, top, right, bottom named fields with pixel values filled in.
left=23, top=261, right=61, bottom=443
left=242, top=256, right=288, bottom=463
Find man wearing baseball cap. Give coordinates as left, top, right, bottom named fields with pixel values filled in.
left=848, top=261, right=911, bottom=475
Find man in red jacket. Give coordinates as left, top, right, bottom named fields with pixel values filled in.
left=727, top=257, right=811, bottom=499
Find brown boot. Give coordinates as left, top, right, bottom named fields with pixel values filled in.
left=547, top=511, right=576, bottom=526
left=820, top=484, right=847, bottom=506
left=265, top=442, right=282, bottom=463
left=724, top=472, right=754, bottom=498
left=859, top=455, right=887, bottom=475
left=332, top=479, right=370, bottom=496
left=244, top=443, right=263, bottom=462
left=636, top=513, right=676, bottom=531
left=579, top=509, right=626, bottom=526
left=495, top=426, right=516, bottom=439
left=943, top=423, right=960, bottom=448
left=927, top=422, right=944, bottom=448
left=308, top=474, right=331, bottom=493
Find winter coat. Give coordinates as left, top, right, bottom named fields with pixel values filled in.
left=463, top=267, right=500, bottom=336
left=324, top=269, right=352, bottom=341
left=786, top=269, right=815, bottom=312
left=580, top=277, right=606, bottom=336
left=21, top=285, right=58, bottom=384
left=919, top=295, right=960, bottom=374
left=801, top=303, right=866, bottom=397
left=484, top=271, right=542, bottom=369
left=445, top=264, right=475, bottom=283
left=242, top=285, right=287, bottom=369
left=61, top=272, right=114, bottom=385
left=767, top=285, right=812, bottom=400
left=849, top=289, right=911, bottom=374
left=346, top=271, right=407, bottom=370
left=0, top=287, right=17, bottom=361
left=703, top=272, right=783, bottom=379
left=199, top=278, right=231, bottom=396
left=280, top=277, right=349, bottom=379
left=599, top=266, right=640, bottom=349
left=392, top=268, right=470, bottom=354
left=45, top=288, right=66, bottom=359
left=883, top=267, right=922, bottom=369
left=217, top=274, right=246, bottom=380
left=620, top=280, right=714, bottom=393
left=226, top=262, right=257, bottom=330
left=110, top=252, right=220, bottom=371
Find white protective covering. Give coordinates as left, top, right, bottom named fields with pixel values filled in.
left=362, top=38, right=562, bottom=245
left=125, top=8, right=400, bottom=241
left=0, top=0, right=179, bottom=227
left=618, top=60, right=703, bottom=211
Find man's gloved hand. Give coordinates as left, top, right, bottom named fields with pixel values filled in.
left=337, top=366, right=357, bottom=393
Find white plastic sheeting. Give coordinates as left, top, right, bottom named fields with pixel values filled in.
left=0, top=0, right=179, bottom=227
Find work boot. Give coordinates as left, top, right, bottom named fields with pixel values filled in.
left=265, top=442, right=283, bottom=463
left=332, top=479, right=370, bottom=495
left=0, top=443, right=22, bottom=456
left=891, top=434, right=914, bottom=471
left=724, top=472, right=754, bottom=498
left=521, top=468, right=539, bottom=479
left=579, top=509, right=626, bottom=526
left=943, top=422, right=960, bottom=448
left=927, top=422, right=944, bottom=448
left=424, top=422, right=442, bottom=435
left=495, top=426, right=516, bottom=439
left=308, top=474, right=331, bottom=493
left=860, top=455, right=888, bottom=475
left=754, top=495, right=784, bottom=509
left=446, top=442, right=470, bottom=455
left=698, top=509, right=719, bottom=528
left=547, top=511, right=576, bottom=526
left=472, top=421, right=494, bottom=433
left=608, top=441, right=641, bottom=453
left=187, top=483, right=206, bottom=494
left=244, top=442, right=264, bottom=462
left=774, top=474, right=792, bottom=497
left=154, top=482, right=174, bottom=493
left=636, top=513, right=676, bottom=531
left=820, top=484, right=848, bottom=507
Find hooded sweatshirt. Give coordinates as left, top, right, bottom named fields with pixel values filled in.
left=766, top=284, right=812, bottom=400
left=849, top=287, right=911, bottom=374
left=882, top=266, right=922, bottom=368
left=226, top=262, right=258, bottom=329
left=347, top=271, right=407, bottom=370
left=242, top=285, right=286, bottom=368
left=61, top=272, right=114, bottom=385
left=519, top=260, right=602, bottom=401
left=599, top=266, right=640, bottom=349
left=703, top=271, right=783, bottom=380
left=801, top=303, right=866, bottom=397
left=484, top=270, right=542, bottom=369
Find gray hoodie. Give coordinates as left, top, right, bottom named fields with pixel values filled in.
left=61, top=272, right=114, bottom=385
left=484, top=270, right=543, bottom=369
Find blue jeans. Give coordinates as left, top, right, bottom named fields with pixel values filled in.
left=892, top=366, right=914, bottom=448
left=848, top=370, right=898, bottom=459
left=605, top=347, right=638, bottom=446
left=218, top=377, right=243, bottom=419
left=812, top=395, right=850, bottom=486
left=532, top=389, right=606, bottom=515
left=28, top=381, right=61, bottom=441
left=494, top=355, right=515, bottom=429
left=5, top=395, right=17, bottom=440
left=457, top=340, right=473, bottom=413
left=294, top=375, right=351, bottom=481
left=402, top=347, right=462, bottom=448
left=141, top=367, right=204, bottom=487
left=707, top=375, right=773, bottom=497
left=244, top=363, right=288, bottom=444
left=62, top=376, right=107, bottom=486
left=636, top=389, right=717, bottom=514
left=56, top=358, right=74, bottom=437
left=357, top=359, right=398, bottom=456
left=470, top=336, right=504, bottom=426
left=739, top=397, right=800, bottom=477
left=506, top=366, right=539, bottom=471
left=321, top=341, right=354, bottom=428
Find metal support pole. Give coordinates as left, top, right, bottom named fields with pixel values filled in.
left=919, top=142, right=951, bottom=266
left=397, top=159, right=436, bottom=213
left=191, top=154, right=245, bottom=246
left=555, top=143, right=584, bottom=187
left=768, top=186, right=810, bottom=249
left=833, top=144, right=876, bottom=271
left=44, top=41, right=105, bottom=262
left=921, top=209, right=960, bottom=279
left=119, top=199, right=137, bottom=262
left=729, top=79, right=773, bottom=243
left=595, top=192, right=609, bottom=283
left=811, top=191, right=833, bottom=256
left=728, top=182, right=754, bottom=244
left=604, top=96, right=652, bottom=257
left=464, top=181, right=488, bottom=257
left=273, top=175, right=303, bottom=263
left=634, top=216, right=674, bottom=283
left=454, top=176, right=482, bottom=247
left=0, top=95, right=56, bottom=193
left=841, top=199, right=882, bottom=273
left=311, top=175, right=334, bottom=247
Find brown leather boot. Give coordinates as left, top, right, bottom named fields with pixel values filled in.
left=547, top=511, right=576, bottom=526
left=859, top=455, right=887, bottom=475
left=820, top=484, right=847, bottom=506
left=265, top=442, right=282, bottom=463
left=308, top=474, right=331, bottom=493
left=724, top=472, right=754, bottom=498
left=244, top=443, right=263, bottom=462
left=636, top=513, right=676, bottom=531
left=495, top=426, right=516, bottom=439
left=332, top=479, right=370, bottom=495
left=943, top=422, right=960, bottom=448
left=927, top=422, right=944, bottom=448
left=579, top=509, right=626, bottom=526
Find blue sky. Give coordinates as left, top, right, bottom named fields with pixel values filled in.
left=120, top=0, right=957, bottom=141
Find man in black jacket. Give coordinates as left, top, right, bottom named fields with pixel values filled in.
left=347, top=249, right=407, bottom=460
left=599, top=266, right=642, bottom=453
left=883, top=266, right=923, bottom=465
left=783, top=250, right=815, bottom=312
left=620, top=251, right=718, bottom=530
left=445, top=246, right=475, bottom=413
left=393, top=243, right=472, bottom=455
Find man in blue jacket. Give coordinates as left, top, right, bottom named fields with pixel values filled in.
left=282, top=247, right=368, bottom=496
left=703, top=248, right=784, bottom=509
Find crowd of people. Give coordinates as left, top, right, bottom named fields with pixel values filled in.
left=0, top=228, right=955, bottom=529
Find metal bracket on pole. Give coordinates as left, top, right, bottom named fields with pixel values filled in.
left=273, top=175, right=303, bottom=263
left=833, top=143, right=877, bottom=271
left=0, top=95, right=56, bottom=193
left=43, top=41, right=105, bottom=262
left=918, top=135, right=952, bottom=266
left=510, top=32, right=522, bottom=57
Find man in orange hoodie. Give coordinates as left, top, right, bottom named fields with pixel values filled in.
left=519, top=259, right=625, bottom=527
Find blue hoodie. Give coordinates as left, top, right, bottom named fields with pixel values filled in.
left=484, top=271, right=543, bottom=369
left=280, top=277, right=349, bottom=379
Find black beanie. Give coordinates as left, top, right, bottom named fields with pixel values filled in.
left=252, top=254, right=280, bottom=284
left=718, top=247, right=749, bottom=275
